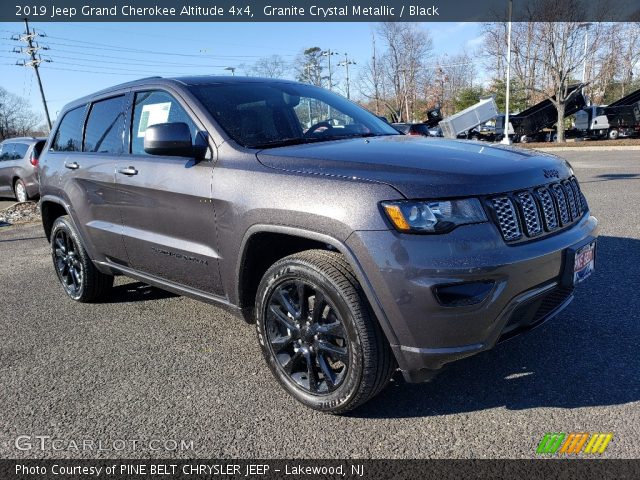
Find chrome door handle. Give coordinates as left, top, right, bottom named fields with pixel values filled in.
left=117, top=166, right=138, bottom=176
left=64, top=161, right=79, bottom=170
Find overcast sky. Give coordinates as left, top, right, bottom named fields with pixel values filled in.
left=0, top=21, right=485, bottom=123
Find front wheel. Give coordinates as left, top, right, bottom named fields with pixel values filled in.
left=50, top=216, right=114, bottom=302
left=255, top=250, right=395, bottom=414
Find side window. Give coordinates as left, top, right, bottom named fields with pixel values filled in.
left=13, top=143, right=29, bottom=160
left=131, top=90, right=198, bottom=155
left=0, top=143, right=13, bottom=160
left=51, top=106, right=86, bottom=152
left=84, top=96, right=126, bottom=154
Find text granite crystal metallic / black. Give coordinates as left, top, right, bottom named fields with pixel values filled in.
left=37, top=76, right=598, bottom=413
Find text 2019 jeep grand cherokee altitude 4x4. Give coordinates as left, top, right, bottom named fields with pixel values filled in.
left=39, top=77, right=597, bottom=413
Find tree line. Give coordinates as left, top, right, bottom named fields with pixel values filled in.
left=2, top=17, right=639, bottom=143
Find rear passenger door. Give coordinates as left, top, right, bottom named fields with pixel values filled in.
left=47, top=96, right=129, bottom=264
left=115, top=89, right=223, bottom=296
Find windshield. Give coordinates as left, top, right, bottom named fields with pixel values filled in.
left=188, top=82, right=399, bottom=148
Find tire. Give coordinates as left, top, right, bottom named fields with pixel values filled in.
left=255, top=249, right=395, bottom=414
left=14, top=179, right=28, bottom=202
left=520, top=135, right=529, bottom=143
left=608, top=129, right=619, bottom=140
left=50, top=215, right=114, bottom=302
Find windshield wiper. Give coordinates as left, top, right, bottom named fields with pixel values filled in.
left=250, top=137, right=312, bottom=149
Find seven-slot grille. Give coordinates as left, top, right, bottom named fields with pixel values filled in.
left=489, top=177, right=587, bottom=243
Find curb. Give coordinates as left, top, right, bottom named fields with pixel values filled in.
left=531, top=145, right=640, bottom=152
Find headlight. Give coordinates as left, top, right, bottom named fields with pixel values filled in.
left=381, top=198, right=488, bottom=233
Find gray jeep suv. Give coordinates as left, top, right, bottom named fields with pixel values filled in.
left=38, top=77, right=598, bottom=413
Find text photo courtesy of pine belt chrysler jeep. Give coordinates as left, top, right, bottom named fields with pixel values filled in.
left=38, top=77, right=598, bottom=413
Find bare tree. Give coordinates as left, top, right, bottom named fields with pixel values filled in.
left=482, top=1, right=612, bottom=142
left=0, top=87, right=42, bottom=141
left=245, top=54, right=290, bottom=79
left=357, top=31, right=385, bottom=115
left=376, top=22, right=434, bottom=122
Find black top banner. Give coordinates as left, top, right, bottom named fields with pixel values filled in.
left=3, top=0, right=640, bottom=22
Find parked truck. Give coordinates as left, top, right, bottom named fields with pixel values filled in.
left=575, top=87, right=640, bottom=140
left=439, top=96, right=498, bottom=139
left=496, top=84, right=587, bottom=143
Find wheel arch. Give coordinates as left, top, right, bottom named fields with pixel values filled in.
left=235, top=224, right=399, bottom=347
left=40, top=196, right=70, bottom=242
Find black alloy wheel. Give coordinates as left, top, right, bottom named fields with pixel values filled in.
left=50, top=215, right=114, bottom=302
left=255, top=249, right=396, bottom=414
left=53, top=228, right=84, bottom=298
left=265, top=279, right=350, bottom=394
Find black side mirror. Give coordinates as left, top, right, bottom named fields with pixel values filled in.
left=143, top=122, right=206, bottom=159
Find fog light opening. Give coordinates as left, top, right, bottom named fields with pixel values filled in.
left=433, top=281, right=495, bottom=307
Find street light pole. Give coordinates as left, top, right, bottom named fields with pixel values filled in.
left=321, top=50, right=338, bottom=90
left=338, top=53, right=356, bottom=99
left=578, top=23, right=592, bottom=95
left=500, top=0, right=513, bottom=145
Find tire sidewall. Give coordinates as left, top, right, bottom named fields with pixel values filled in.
left=14, top=179, right=27, bottom=202
left=51, top=216, right=87, bottom=301
left=256, top=260, right=365, bottom=412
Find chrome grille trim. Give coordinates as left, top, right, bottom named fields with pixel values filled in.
left=562, top=180, right=579, bottom=220
left=490, top=196, right=521, bottom=241
left=536, top=187, right=558, bottom=230
left=552, top=184, right=571, bottom=225
left=516, top=191, right=542, bottom=236
left=489, top=177, right=587, bottom=244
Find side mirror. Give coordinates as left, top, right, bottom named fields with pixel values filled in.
left=143, top=122, right=206, bottom=159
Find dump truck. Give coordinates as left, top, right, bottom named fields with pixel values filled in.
left=496, top=84, right=587, bottom=143
left=439, top=96, right=498, bottom=139
left=575, top=87, right=640, bottom=139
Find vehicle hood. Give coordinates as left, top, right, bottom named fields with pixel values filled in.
left=256, top=136, right=573, bottom=198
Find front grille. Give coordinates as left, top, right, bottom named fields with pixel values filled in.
left=489, top=177, right=588, bottom=244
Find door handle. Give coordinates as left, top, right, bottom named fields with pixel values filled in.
left=117, top=166, right=138, bottom=176
left=64, top=161, right=79, bottom=170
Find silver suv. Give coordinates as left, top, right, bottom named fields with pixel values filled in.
left=0, top=137, right=46, bottom=202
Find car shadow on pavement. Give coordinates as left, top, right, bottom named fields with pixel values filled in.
left=104, top=281, right=177, bottom=304
left=353, top=235, right=640, bottom=419
left=582, top=173, right=640, bottom=184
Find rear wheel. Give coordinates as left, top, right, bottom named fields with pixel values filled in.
left=255, top=250, right=395, bottom=414
left=50, top=216, right=113, bottom=302
left=14, top=179, right=28, bottom=202
left=608, top=129, right=619, bottom=140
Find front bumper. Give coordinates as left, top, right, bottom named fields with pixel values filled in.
left=346, top=213, right=598, bottom=382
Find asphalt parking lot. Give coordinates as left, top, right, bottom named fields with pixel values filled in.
left=0, top=149, right=639, bottom=459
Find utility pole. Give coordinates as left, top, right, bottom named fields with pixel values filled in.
left=321, top=49, right=338, bottom=90
left=14, top=19, right=52, bottom=130
left=372, top=33, right=380, bottom=114
left=500, top=0, right=513, bottom=145
left=338, top=53, right=356, bottom=99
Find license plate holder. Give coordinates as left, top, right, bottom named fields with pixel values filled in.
left=560, top=238, right=596, bottom=287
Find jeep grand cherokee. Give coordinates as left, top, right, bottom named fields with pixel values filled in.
left=38, top=76, right=598, bottom=413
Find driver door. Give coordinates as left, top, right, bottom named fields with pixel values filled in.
left=116, top=89, right=224, bottom=296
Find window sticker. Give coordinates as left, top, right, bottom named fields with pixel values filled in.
left=137, top=102, right=171, bottom=137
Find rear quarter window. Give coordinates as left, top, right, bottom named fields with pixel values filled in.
left=12, top=143, right=29, bottom=159
left=51, top=106, right=87, bottom=152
